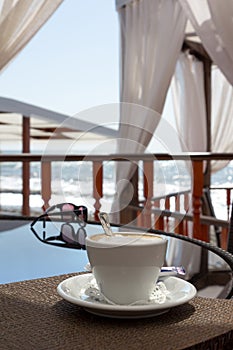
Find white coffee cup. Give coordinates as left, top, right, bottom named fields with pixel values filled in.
left=85, top=232, right=167, bottom=305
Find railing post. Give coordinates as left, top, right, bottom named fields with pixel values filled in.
left=93, top=161, right=103, bottom=220
left=226, top=188, right=231, bottom=220
left=220, top=227, right=229, bottom=250
left=41, top=161, right=51, bottom=211
left=192, top=160, right=207, bottom=241
left=143, top=160, right=153, bottom=228
left=165, top=196, right=170, bottom=231
left=184, top=193, right=190, bottom=235
left=175, top=195, right=182, bottom=234
left=22, top=116, right=30, bottom=216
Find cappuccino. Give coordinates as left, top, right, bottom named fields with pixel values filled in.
left=88, top=232, right=163, bottom=248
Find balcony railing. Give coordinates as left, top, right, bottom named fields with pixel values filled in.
left=0, top=152, right=232, bottom=249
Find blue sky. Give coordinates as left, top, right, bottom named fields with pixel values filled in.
left=0, top=0, right=119, bottom=117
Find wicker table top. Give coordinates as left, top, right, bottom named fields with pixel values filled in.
left=0, top=272, right=233, bottom=350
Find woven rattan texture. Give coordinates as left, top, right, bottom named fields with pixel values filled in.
left=0, top=272, right=233, bottom=350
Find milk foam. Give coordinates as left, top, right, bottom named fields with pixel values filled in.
left=89, top=233, right=163, bottom=246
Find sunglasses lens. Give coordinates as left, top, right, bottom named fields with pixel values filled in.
left=61, top=223, right=75, bottom=243
left=61, top=204, right=76, bottom=221
left=62, top=203, right=75, bottom=211
left=77, top=227, right=86, bottom=246
left=76, top=206, right=88, bottom=223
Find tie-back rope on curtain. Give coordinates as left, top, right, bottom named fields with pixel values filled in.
left=0, top=0, right=64, bottom=73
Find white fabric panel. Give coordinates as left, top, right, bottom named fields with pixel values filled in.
left=179, top=0, right=233, bottom=85
left=211, top=67, right=233, bottom=172
left=172, top=55, right=233, bottom=174
left=0, top=0, right=64, bottom=72
left=172, top=52, right=207, bottom=152
left=119, top=0, right=186, bottom=117
left=112, top=0, right=186, bottom=223
left=117, top=0, right=187, bottom=154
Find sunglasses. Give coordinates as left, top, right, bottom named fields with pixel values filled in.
left=30, top=203, right=88, bottom=249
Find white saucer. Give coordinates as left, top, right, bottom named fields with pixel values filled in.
left=57, top=273, right=196, bottom=319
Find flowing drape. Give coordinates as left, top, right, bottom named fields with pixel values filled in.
left=179, top=0, right=233, bottom=86
left=172, top=52, right=207, bottom=153
left=112, top=0, right=186, bottom=222
left=172, top=53, right=233, bottom=174
left=174, top=2, right=233, bottom=173
left=118, top=0, right=186, bottom=135
left=0, top=0, right=63, bottom=72
left=211, top=67, right=233, bottom=172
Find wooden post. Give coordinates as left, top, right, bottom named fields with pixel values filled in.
left=22, top=116, right=30, bottom=216
left=192, top=160, right=207, bottom=241
left=164, top=196, right=170, bottom=231
left=143, top=160, right=153, bottom=228
left=93, top=161, right=103, bottom=220
left=203, top=57, right=212, bottom=188
left=184, top=193, right=190, bottom=236
left=182, top=40, right=213, bottom=222
left=175, top=195, right=181, bottom=234
left=226, top=188, right=231, bottom=220
left=41, top=161, right=51, bottom=211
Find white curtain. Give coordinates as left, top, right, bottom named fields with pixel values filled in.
left=175, top=1, right=233, bottom=173
left=112, top=0, right=186, bottom=223
left=172, top=52, right=207, bottom=152
left=179, top=0, right=233, bottom=86
left=211, top=67, right=233, bottom=172
left=172, top=53, right=233, bottom=174
left=0, top=0, right=64, bottom=72
left=118, top=0, right=186, bottom=122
